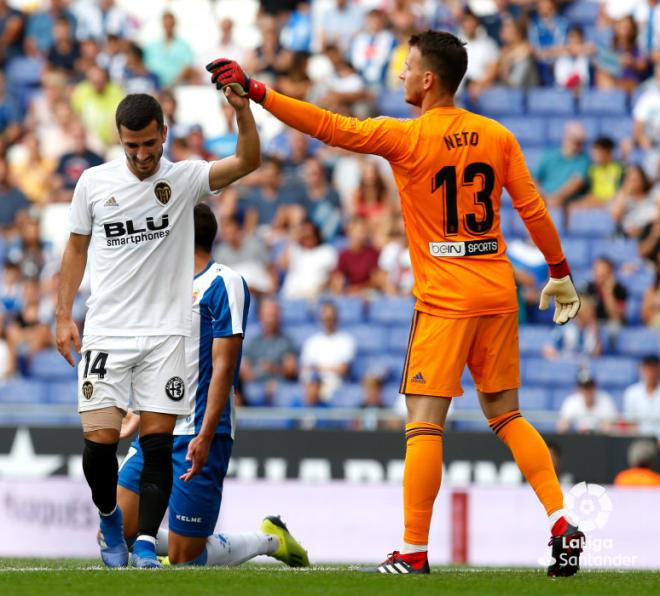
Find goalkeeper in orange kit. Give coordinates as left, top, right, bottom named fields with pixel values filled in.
left=206, top=30, right=584, bottom=577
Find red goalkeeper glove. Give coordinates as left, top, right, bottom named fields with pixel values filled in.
left=205, top=59, right=267, bottom=103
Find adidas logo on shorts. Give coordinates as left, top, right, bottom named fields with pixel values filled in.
left=411, top=372, right=425, bottom=383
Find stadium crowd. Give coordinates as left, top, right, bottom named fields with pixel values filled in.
left=0, top=0, right=658, bottom=437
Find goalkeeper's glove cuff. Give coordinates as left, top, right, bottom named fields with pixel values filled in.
left=548, top=258, right=570, bottom=279
left=245, top=76, right=266, bottom=104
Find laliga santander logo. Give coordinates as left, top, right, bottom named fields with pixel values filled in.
left=565, top=482, right=613, bottom=532
left=538, top=482, right=613, bottom=567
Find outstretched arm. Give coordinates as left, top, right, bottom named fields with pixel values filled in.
left=206, top=59, right=411, bottom=162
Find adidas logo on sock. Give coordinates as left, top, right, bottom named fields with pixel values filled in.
left=411, top=372, right=425, bottom=383
left=104, top=196, right=119, bottom=207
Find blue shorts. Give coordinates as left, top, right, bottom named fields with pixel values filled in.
left=118, top=434, right=233, bottom=537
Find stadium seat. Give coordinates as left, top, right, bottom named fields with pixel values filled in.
left=271, top=382, right=303, bottom=407
left=546, top=117, right=599, bottom=144
left=523, top=358, right=580, bottom=387
left=0, top=378, right=47, bottom=403
left=347, top=324, right=389, bottom=355
left=286, top=324, right=319, bottom=349
left=567, top=209, right=615, bottom=237
left=619, top=266, right=655, bottom=298
left=500, top=117, right=546, bottom=146
left=560, top=238, right=592, bottom=269
left=519, top=326, right=554, bottom=356
left=278, top=298, right=311, bottom=325
left=382, top=383, right=404, bottom=407
left=332, top=383, right=364, bottom=408
left=387, top=325, right=410, bottom=354
left=625, top=298, right=643, bottom=326
left=589, top=237, right=640, bottom=267
left=598, top=117, right=634, bottom=143
left=377, top=88, right=413, bottom=118
left=478, top=86, right=524, bottom=115
left=615, top=328, right=660, bottom=358
left=46, top=381, right=77, bottom=404
left=519, top=386, right=551, bottom=410
left=368, top=296, right=415, bottom=325
left=243, top=381, right=268, bottom=406
left=461, top=367, right=475, bottom=388
left=521, top=147, right=544, bottom=172
left=330, top=296, right=366, bottom=325
left=564, top=0, right=601, bottom=25
left=578, top=89, right=627, bottom=116
left=589, top=357, right=639, bottom=388
left=527, top=88, right=575, bottom=116
left=30, top=349, right=78, bottom=381
left=499, top=206, right=515, bottom=236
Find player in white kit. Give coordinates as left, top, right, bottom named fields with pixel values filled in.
left=55, top=88, right=260, bottom=568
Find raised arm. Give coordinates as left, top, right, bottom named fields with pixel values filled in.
left=206, top=59, right=411, bottom=162
left=208, top=87, right=261, bottom=191
left=55, top=232, right=90, bottom=365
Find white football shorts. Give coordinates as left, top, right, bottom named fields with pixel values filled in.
left=77, top=335, right=188, bottom=416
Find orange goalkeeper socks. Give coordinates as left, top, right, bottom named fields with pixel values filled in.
left=402, top=422, right=444, bottom=547
left=488, top=410, right=563, bottom=516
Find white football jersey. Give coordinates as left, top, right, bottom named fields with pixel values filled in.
left=69, top=157, right=213, bottom=336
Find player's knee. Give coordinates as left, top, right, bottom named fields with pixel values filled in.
left=139, top=433, right=174, bottom=488
left=168, top=536, right=207, bottom=565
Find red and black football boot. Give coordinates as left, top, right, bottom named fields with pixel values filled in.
left=547, top=518, right=585, bottom=577
left=362, top=550, right=430, bottom=574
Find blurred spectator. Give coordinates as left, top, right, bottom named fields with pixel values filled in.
left=276, top=50, right=312, bottom=100
left=357, top=372, right=401, bottom=431
left=623, top=354, right=660, bottom=439
left=214, top=214, right=274, bottom=296
left=319, top=52, right=370, bottom=113
left=632, top=64, right=660, bottom=174
left=633, top=0, right=660, bottom=62
left=205, top=102, right=237, bottom=159
left=6, top=215, right=46, bottom=279
left=0, top=0, right=24, bottom=66
left=7, top=132, right=55, bottom=203
left=99, top=34, right=127, bottom=84
left=350, top=160, right=395, bottom=247
left=245, top=16, right=284, bottom=79
left=641, top=254, right=660, bottom=326
left=0, top=259, right=21, bottom=313
left=37, top=98, right=81, bottom=160
left=543, top=294, right=602, bottom=360
left=74, top=0, right=129, bottom=42
left=199, top=18, right=246, bottom=72
left=330, top=216, right=380, bottom=296
left=121, top=42, right=160, bottom=95
left=5, top=37, right=46, bottom=119
left=54, top=121, right=103, bottom=192
left=267, top=128, right=319, bottom=176
left=0, top=158, right=28, bottom=230
left=386, top=7, right=415, bottom=92
left=570, top=137, right=623, bottom=212
left=611, top=164, right=656, bottom=238
left=556, top=370, right=618, bottom=434
left=318, top=0, right=365, bottom=54
left=497, top=18, right=539, bottom=89
left=583, top=256, right=629, bottom=331
left=0, top=310, right=11, bottom=379
left=377, top=220, right=413, bottom=296
left=639, top=205, right=660, bottom=262
left=46, top=15, right=79, bottom=75
left=144, top=11, right=196, bottom=87
left=279, top=220, right=337, bottom=299
left=25, top=0, right=76, bottom=53
left=70, top=64, right=123, bottom=147
left=536, top=121, right=589, bottom=209
left=595, top=16, right=647, bottom=92
left=241, top=297, right=297, bottom=386
left=75, top=36, right=100, bottom=75
left=0, top=71, right=20, bottom=146
left=281, top=2, right=312, bottom=52
left=528, top=0, right=568, bottom=86
left=244, top=157, right=304, bottom=237
left=300, top=301, right=356, bottom=399
left=554, top=25, right=592, bottom=90
left=350, top=9, right=396, bottom=89
left=459, top=8, right=499, bottom=100
left=300, top=157, right=342, bottom=242
left=614, top=439, right=660, bottom=486
left=481, top=0, right=524, bottom=46
left=185, top=125, right=213, bottom=161
left=6, top=277, right=52, bottom=376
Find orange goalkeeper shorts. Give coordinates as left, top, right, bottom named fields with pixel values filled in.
left=399, top=310, right=520, bottom=397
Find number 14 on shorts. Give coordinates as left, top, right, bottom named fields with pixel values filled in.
left=83, top=351, right=109, bottom=379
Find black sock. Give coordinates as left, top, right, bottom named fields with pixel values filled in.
left=138, top=433, right=173, bottom=538
left=83, top=439, right=119, bottom=515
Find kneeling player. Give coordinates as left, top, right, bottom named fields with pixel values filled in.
left=117, top=204, right=308, bottom=567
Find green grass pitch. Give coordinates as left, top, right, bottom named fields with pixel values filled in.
left=1, top=560, right=659, bottom=596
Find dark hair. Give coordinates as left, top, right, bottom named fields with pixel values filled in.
left=409, top=30, right=468, bottom=95
left=194, top=203, right=218, bottom=253
left=627, top=163, right=651, bottom=193
left=568, top=24, right=584, bottom=38
left=641, top=354, right=659, bottom=366
left=593, top=136, right=615, bottom=151
left=128, top=42, right=144, bottom=62
left=115, top=93, right=164, bottom=132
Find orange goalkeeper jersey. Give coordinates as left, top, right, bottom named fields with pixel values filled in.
left=264, top=91, right=567, bottom=318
